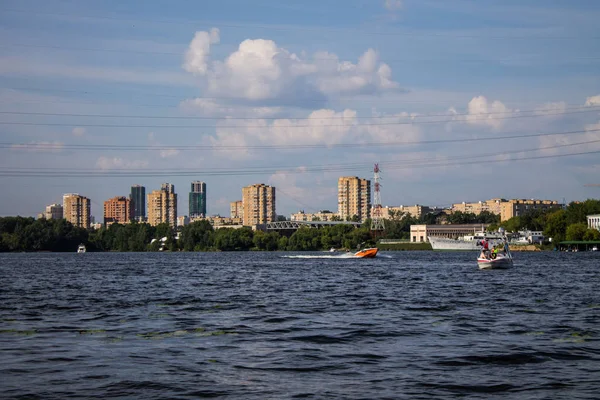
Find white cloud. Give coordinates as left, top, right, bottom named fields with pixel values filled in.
left=183, top=28, right=220, bottom=75
left=585, top=95, right=600, bottom=106
left=96, top=157, right=148, bottom=170
left=447, top=96, right=514, bottom=130
left=182, top=29, right=400, bottom=104
left=384, top=0, right=403, bottom=11
left=10, top=141, right=64, bottom=153
left=72, top=127, right=86, bottom=137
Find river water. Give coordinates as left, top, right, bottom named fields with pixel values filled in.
left=0, top=251, right=599, bottom=399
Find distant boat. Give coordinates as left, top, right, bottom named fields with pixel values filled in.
left=329, top=247, right=336, bottom=252
left=354, top=248, right=378, bottom=258
left=429, top=230, right=505, bottom=251
left=77, top=244, right=86, bottom=253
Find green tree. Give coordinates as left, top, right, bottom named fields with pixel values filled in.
left=544, top=209, right=567, bottom=243
left=566, top=223, right=589, bottom=241
left=180, top=220, right=214, bottom=251
left=583, top=228, right=600, bottom=241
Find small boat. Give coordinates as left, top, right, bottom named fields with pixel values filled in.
left=477, top=229, right=512, bottom=269
left=77, top=244, right=86, bottom=253
left=329, top=247, right=336, bottom=252
left=477, top=252, right=513, bottom=269
left=354, top=248, right=378, bottom=258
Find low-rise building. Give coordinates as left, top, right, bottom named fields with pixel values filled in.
left=290, top=210, right=338, bottom=221
left=500, top=199, right=562, bottom=221
left=410, top=223, right=491, bottom=243
left=44, top=203, right=64, bottom=220
left=379, top=205, right=435, bottom=219
left=451, top=198, right=504, bottom=216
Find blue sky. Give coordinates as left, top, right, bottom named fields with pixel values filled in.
left=1, top=0, right=599, bottom=219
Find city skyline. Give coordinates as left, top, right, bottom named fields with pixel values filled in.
left=35, top=177, right=569, bottom=225
left=1, top=1, right=599, bottom=217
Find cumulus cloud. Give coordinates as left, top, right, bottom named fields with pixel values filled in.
left=96, top=157, right=148, bottom=170
left=447, top=96, right=514, bottom=130
left=183, top=28, right=220, bottom=75
left=182, top=29, right=400, bottom=105
left=585, top=95, right=600, bottom=106
left=10, top=141, right=64, bottom=153
left=384, top=0, right=403, bottom=11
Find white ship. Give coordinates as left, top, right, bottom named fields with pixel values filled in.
left=428, top=231, right=505, bottom=251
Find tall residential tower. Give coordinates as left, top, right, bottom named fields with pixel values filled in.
left=63, top=193, right=91, bottom=228
left=338, top=176, right=371, bottom=222
left=104, top=196, right=132, bottom=226
left=147, top=183, right=177, bottom=228
left=130, top=185, right=146, bottom=222
left=242, top=184, right=276, bottom=226
left=189, top=181, right=207, bottom=219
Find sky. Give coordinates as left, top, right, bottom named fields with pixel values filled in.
left=1, top=0, right=600, bottom=219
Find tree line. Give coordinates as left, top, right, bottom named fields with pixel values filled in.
left=489, top=199, right=600, bottom=243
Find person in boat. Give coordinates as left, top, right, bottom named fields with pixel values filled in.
left=480, top=239, right=490, bottom=259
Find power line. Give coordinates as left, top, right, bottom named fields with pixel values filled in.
left=3, top=137, right=598, bottom=173
left=2, top=8, right=595, bottom=40
left=0, top=86, right=562, bottom=108
left=1, top=108, right=596, bottom=129
left=3, top=128, right=599, bottom=152
left=1, top=148, right=598, bottom=178
left=1, top=105, right=598, bottom=121
left=3, top=42, right=600, bottom=62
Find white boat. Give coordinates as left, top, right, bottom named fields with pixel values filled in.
left=428, top=231, right=504, bottom=251
left=477, top=232, right=513, bottom=270
left=77, top=244, right=86, bottom=253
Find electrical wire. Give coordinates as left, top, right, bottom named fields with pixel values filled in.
left=2, top=128, right=599, bottom=152
left=1, top=146, right=598, bottom=178
left=1, top=105, right=598, bottom=121
left=1, top=108, right=596, bottom=129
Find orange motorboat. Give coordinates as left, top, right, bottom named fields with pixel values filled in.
left=354, top=248, right=378, bottom=258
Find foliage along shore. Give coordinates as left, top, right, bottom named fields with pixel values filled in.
left=1, top=199, right=598, bottom=253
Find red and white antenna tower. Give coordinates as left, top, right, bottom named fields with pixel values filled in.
left=371, top=163, right=385, bottom=232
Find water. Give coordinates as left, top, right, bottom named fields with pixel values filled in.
left=0, top=251, right=599, bottom=399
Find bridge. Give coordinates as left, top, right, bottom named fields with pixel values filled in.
left=262, top=220, right=362, bottom=231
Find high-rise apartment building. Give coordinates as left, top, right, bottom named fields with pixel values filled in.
left=338, top=176, right=371, bottom=222
left=230, top=200, right=243, bottom=219
left=130, top=185, right=146, bottom=222
left=189, top=181, right=207, bottom=218
left=63, top=193, right=91, bottom=228
left=241, top=184, right=276, bottom=226
left=103, top=196, right=132, bottom=226
left=44, top=203, right=63, bottom=220
left=147, top=183, right=177, bottom=228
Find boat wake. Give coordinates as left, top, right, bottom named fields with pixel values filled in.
left=282, top=253, right=357, bottom=259
left=282, top=253, right=388, bottom=259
